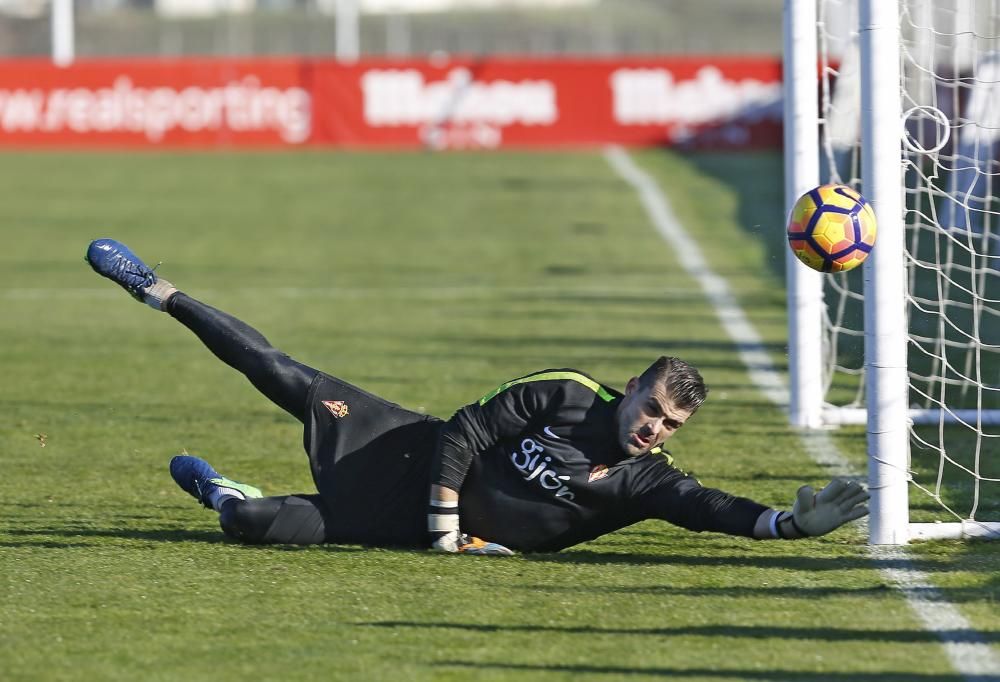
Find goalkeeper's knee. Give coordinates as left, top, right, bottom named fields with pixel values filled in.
left=219, top=499, right=267, bottom=543
left=219, top=496, right=328, bottom=545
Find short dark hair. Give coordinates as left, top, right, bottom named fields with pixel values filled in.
left=638, top=356, right=708, bottom=412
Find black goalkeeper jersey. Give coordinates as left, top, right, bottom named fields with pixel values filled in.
left=436, top=369, right=768, bottom=552
left=305, top=369, right=768, bottom=551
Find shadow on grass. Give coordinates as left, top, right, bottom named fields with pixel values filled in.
left=397, top=349, right=781, bottom=375
left=1, top=527, right=361, bottom=553
left=359, top=620, right=1000, bottom=645
left=3, top=527, right=227, bottom=545
left=426, top=334, right=787, bottom=354
left=432, top=661, right=990, bottom=682
left=0, top=398, right=297, bottom=424
left=0, top=540, right=97, bottom=549
left=680, top=151, right=787, bottom=287
left=523, top=549, right=963, bottom=572
left=720, top=472, right=835, bottom=483
left=504, top=583, right=997, bottom=604
left=4, top=530, right=976, bottom=574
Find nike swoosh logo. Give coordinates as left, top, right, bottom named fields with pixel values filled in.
left=543, top=426, right=560, bottom=439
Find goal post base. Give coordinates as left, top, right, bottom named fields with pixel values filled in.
left=821, top=407, right=1000, bottom=427
left=908, top=522, right=1000, bottom=541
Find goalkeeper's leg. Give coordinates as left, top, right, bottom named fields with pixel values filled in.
left=86, top=238, right=317, bottom=422
left=165, top=293, right=318, bottom=423
left=219, top=495, right=330, bottom=545
left=170, top=454, right=329, bottom=544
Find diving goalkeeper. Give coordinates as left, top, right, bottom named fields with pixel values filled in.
left=86, top=239, right=870, bottom=555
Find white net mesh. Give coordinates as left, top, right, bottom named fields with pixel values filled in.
left=817, top=0, right=1000, bottom=526
left=817, top=0, right=866, bottom=410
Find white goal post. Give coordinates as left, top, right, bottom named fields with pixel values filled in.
left=784, top=0, right=1000, bottom=543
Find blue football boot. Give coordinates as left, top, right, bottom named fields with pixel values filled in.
left=169, top=455, right=262, bottom=509
left=85, top=238, right=157, bottom=301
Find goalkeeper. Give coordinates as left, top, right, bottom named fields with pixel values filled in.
left=86, top=239, right=870, bottom=555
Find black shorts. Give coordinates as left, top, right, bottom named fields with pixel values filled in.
left=303, top=372, right=442, bottom=547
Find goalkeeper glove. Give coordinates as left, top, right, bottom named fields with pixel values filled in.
left=431, top=530, right=514, bottom=556
left=428, top=492, right=514, bottom=556
left=776, top=478, right=870, bottom=538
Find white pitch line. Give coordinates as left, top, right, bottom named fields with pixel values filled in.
left=604, top=145, right=1000, bottom=680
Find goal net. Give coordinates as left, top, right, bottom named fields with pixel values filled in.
left=785, top=0, right=1000, bottom=541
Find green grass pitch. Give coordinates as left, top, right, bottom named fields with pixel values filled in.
left=0, top=149, right=997, bottom=681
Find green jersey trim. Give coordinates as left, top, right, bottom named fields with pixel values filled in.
left=649, top=446, right=675, bottom=467
left=479, top=371, right=616, bottom=405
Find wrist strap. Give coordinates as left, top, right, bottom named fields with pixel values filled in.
left=428, top=498, right=459, bottom=535
left=768, top=510, right=782, bottom=539
left=775, top=511, right=808, bottom=539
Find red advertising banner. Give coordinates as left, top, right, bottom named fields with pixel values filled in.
left=0, top=56, right=782, bottom=149
left=0, top=57, right=310, bottom=147
left=312, top=56, right=782, bottom=150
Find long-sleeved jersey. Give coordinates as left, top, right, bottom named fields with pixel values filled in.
left=305, top=369, right=769, bottom=551
left=434, top=369, right=769, bottom=551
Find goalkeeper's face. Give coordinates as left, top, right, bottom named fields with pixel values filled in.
left=616, top=378, right=692, bottom=457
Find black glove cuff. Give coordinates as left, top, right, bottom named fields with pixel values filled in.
left=776, top=512, right=808, bottom=539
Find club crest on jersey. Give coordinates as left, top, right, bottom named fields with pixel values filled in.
left=322, top=400, right=350, bottom=418
left=588, top=464, right=609, bottom=482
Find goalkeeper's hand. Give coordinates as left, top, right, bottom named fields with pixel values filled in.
left=785, top=478, right=870, bottom=537
left=431, top=530, right=514, bottom=556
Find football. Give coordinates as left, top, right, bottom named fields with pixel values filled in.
left=787, top=184, right=877, bottom=273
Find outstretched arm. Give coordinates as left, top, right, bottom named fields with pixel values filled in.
left=637, top=469, right=869, bottom=540
left=752, top=478, right=870, bottom=539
